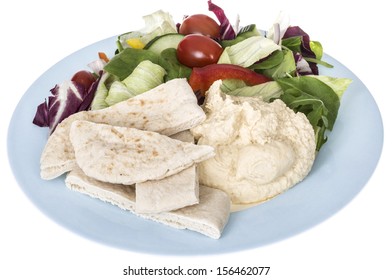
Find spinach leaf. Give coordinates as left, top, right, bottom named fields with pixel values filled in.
left=277, top=76, right=340, bottom=150
left=250, top=50, right=284, bottom=70
left=259, top=49, right=296, bottom=79
left=104, top=48, right=159, bottom=80
left=158, top=48, right=192, bottom=81
left=282, top=36, right=302, bottom=53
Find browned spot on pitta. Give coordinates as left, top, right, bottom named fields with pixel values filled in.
left=110, top=128, right=124, bottom=139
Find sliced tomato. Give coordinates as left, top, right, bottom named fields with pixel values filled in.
left=188, top=64, right=271, bottom=94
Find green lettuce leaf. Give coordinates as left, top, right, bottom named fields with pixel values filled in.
left=260, top=49, right=296, bottom=79
left=224, top=81, right=283, bottom=101
left=309, top=75, right=352, bottom=99
left=217, top=36, right=281, bottom=67
left=122, top=60, right=166, bottom=95
left=104, top=60, right=165, bottom=107
left=117, top=10, right=177, bottom=51
left=104, top=48, right=159, bottom=80
left=158, top=48, right=192, bottom=81
left=105, top=81, right=133, bottom=106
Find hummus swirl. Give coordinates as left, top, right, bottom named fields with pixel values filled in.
left=191, top=81, right=316, bottom=205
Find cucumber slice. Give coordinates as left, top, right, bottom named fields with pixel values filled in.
left=145, top=33, right=184, bottom=54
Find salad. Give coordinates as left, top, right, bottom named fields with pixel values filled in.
left=33, top=0, right=351, bottom=151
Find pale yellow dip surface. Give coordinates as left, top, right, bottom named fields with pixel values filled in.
left=191, top=81, right=316, bottom=206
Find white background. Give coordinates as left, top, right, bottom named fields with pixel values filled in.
left=1, top=0, right=390, bottom=279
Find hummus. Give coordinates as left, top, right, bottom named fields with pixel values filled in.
left=191, top=81, right=316, bottom=206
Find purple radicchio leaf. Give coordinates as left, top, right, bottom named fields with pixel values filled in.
left=283, top=26, right=318, bottom=75
left=294, top=53, right=313, bottom=76
left=208, top=0, right=236, bottom=40
left=32, top=101, right=49, bottom=127
left=32, top=81, right=87, bottom=134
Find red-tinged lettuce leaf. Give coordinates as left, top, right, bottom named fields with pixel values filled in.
left=282, top=26, right=318, bottom=75
left=33, top=81, right=90, bottom=134
left=208, top=0, right=236, bottom=40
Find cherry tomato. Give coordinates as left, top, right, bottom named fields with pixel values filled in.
left=179, top=14, right=220, bottom=38
left=71, top=70, right=97, bottom=91
left=177, top=34, right=223, bottom=68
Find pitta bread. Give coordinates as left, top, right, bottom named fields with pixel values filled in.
left=40, top=113, right=89, bottom=179
left=135, top=130, right=199, bottom=214
left=69, top=120, right=214, bottom=185
left=135, top=165, right=199, bottom=213
left=40, top=78, right=206, bottom=180
left=65, top=166, right=230, bottom=239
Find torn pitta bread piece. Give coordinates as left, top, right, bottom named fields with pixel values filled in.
left=40, top=113, right=89, bottom=180
left=40, top=78, right=205, bottom=180
left=135, top=165, right=199, bottom=214
left=65, top=166, right=231, bottom=239
left=135, top=130, right=199, bottom=214
left=69, top=120, right=215, bottom=185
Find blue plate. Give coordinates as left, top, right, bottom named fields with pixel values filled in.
left=7, top=36, right=383, bottom=255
